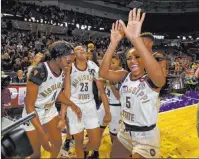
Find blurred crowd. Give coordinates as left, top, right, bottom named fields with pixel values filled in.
left=1, top=0, right=199, bottom=84
left=1, top=0, right=114, bottom=31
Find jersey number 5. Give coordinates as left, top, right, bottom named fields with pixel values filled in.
left=126, top=96, right=131, bottom=108
left=80, top=82, right=88, bottom=92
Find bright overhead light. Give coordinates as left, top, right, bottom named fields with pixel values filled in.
left=76, top=23, right=80, bottom=29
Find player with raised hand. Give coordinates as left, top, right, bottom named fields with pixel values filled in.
left=100, top=8, right=165, bottom=158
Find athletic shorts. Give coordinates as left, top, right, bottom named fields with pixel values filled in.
left=66, top=99, right=100, bottom=135
left=117, top=122, right=160, bottom=158
left=21, top=106, right=58, bottom=131
left=97, top=103, right=121, bottom=135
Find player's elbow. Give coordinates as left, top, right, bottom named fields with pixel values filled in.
left=99, top=69, right=105, bottom=78
left=156, top=77, right=166, bottom=88
left=99, top=69, right=108, bottom=80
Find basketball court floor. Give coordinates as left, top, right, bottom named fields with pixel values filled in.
left=40, top=91, right=199, bottom=158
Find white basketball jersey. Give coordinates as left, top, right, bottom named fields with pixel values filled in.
left=120, top=73, right=159, bottom=126
left=70, top=60, right=99, bottom=104
left=105, top=82, right=120, bottom=105
left=34, top=62, right=64, bottom=109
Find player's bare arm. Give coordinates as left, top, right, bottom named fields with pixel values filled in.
left=96, top=79, right=111, bottom=124
left=26, top=66, right=52, bottom=152
left=119, top=8, right=165, bottom=87
left=57, top=92, right=82, bottom=120
left=99, top=21, right=127, bottom=82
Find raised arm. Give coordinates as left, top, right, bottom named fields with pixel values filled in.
left=119, top=8, right=165, bottom=87
left=99, top=21, right=128, bottom=82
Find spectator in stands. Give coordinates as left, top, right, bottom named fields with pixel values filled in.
left=1, top=53, right=13, bottom=71
left=12, top=70, right=26, bottom=83
left=17, top=42, right=23, bottom=51
left=1, top=72, right=12, bottom=117
left=13, top=58, right=23, bottom=72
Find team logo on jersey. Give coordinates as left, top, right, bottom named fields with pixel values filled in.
left=138, top=82, right=145, bottom=90
left=150, top=149, right=156, bottom=156
left=122, top=85, right=128, bottom=93
left=88, top=69, right=95, bottom=76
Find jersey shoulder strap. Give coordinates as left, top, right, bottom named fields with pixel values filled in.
left=145, top=75, right=160, bottom=89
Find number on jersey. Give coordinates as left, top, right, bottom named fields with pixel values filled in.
left=126, top=96, right=131, bottom=108
left=80, top=82, right=88, bottom=92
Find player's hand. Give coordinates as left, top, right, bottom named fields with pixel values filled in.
left=103, top=111, right=112, bottom=124
left=57, top=119, right=66, bottom=130
left=110, top=20, right=124, bottom=45
left=40, top=132, right=52, bottom=152
left=70, top=104, right=82, bottom=121
left=119, top=8, right=145, bottom=42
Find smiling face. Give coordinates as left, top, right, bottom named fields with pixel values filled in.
left=56, top=54, right=75, bottom=70
left=126, top=48, right=145, bottom=77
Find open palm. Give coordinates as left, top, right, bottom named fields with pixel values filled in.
left=119, top=8, right=145, bottom=41
left=110, top=20, right=124, bottom=44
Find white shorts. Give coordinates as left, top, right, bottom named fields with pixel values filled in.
left=117, top=123, right=160, bottom=158
left=21, top=106, right=58, bottom=131
left=67, top=99, right=100, bottom=135
left=97, top=103, right=121, bottom=134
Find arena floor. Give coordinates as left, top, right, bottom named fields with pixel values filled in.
left=41, top=91, right=199, bottom=158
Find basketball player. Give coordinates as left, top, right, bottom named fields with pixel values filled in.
left=60, top=45, right=111, bottom=158
left=141, top=33, right=168, bottom=108
left=57, top=53, right=75, bottom=152
left=140, top=32, right=168, bottom=79
left=99, top=8, right=166, bottom=158
left=140, top=32, right=154, bottom=54
left=89, top=55, right=122, bottom=158
left=22, top=41, right=82, bottom=158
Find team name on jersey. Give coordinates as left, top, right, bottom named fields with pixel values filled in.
left=122, top=110, right=134, bottom=121
left=44, top=101, right=55, bottom=109
left=122, top=84, right=150, bottom=103
left=72, top=75, right=93, bottom=88
left=40, top=82, right=63, bottom=97
left=78, top=94, right=90, bottom=100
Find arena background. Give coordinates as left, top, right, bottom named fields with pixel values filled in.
left=1, top=0, right=199, bottom=158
